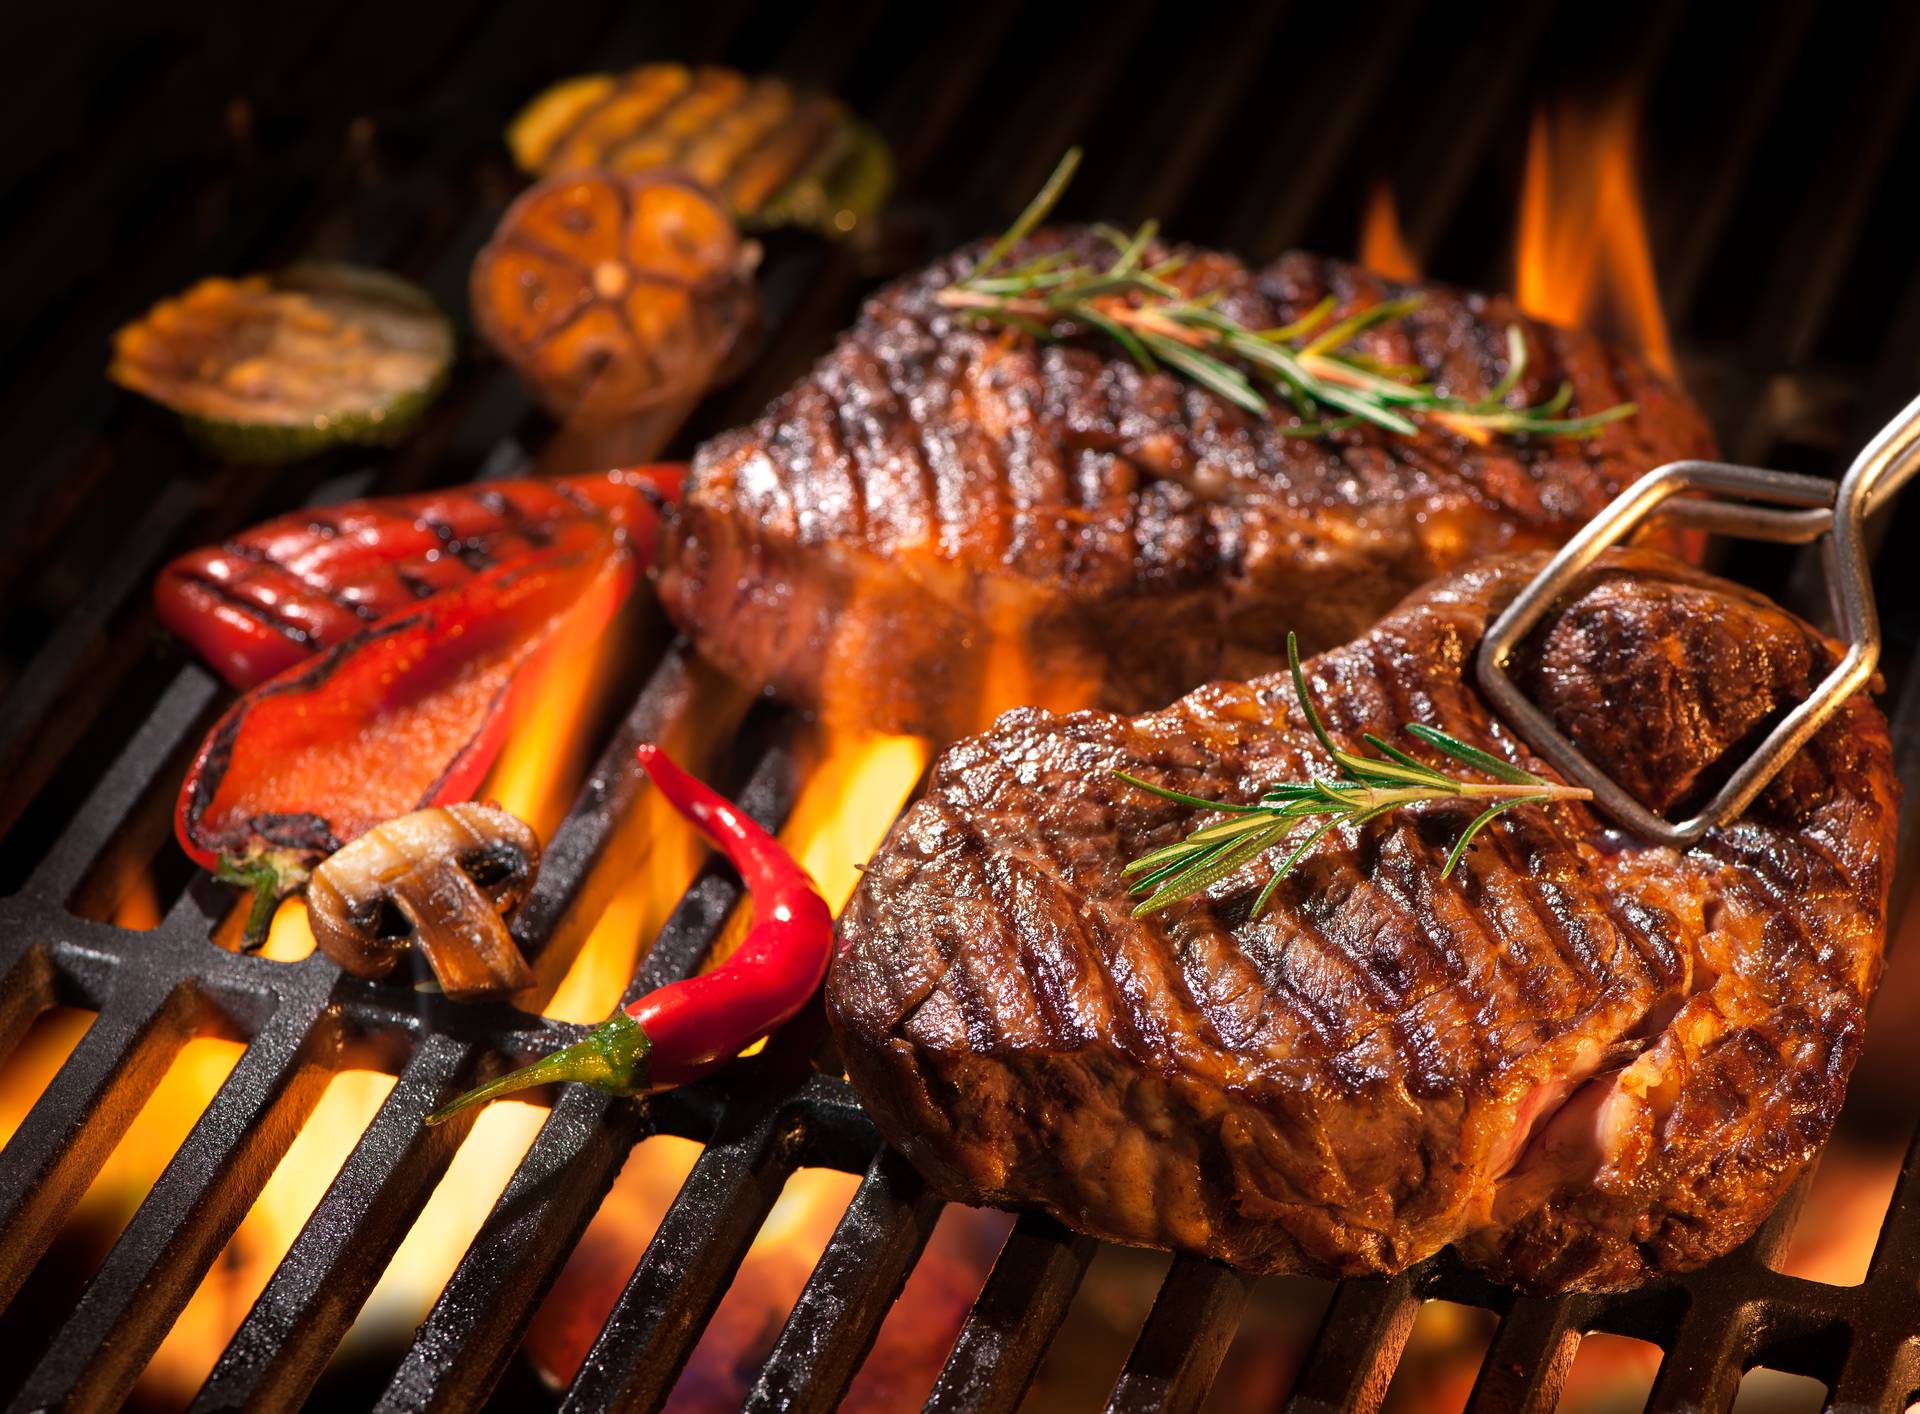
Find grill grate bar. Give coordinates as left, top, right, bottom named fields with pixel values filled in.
left=1396, top=6, right=1555, bottom=263
left=558, top=1094, right=807, bottom=1413
left=1104, top=1257, right=1257, bottom=1414
left=1830, top=1319, right=1920, bottom=1412
left=1224, top=6, right=1420, bottom=260
left=23, top=666, right=218, bottom=905
left=924, top=1213, right=1097, bottom=1414
left=1463, top=1294, right=1588, bottom=1414
left=1746, top=8, right=1920, bottom=366
left=742, top=1145, right=943, bottom=1414
left=1656, top=2, right=1819, bottom=326
left=10, top=990, right=337, bottom=1413
left=1643, top=1304, right=1749, bottom=1413
left=1092, top=0, right=1289, bottom=227
left=190, top=1033, right=481, bottom=1413
left=1283, top=1270, right=1420, bottom=1414
left=0, top=978, right=197, bottom=1311
left=373, top=1084, right=651, bottom=1414
left=0, top=480, right=207, bottom=839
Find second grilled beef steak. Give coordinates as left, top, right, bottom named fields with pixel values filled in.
left=657, top=232, right=1716, bottom=739
left=828, top=550, right=1897, bottom=1292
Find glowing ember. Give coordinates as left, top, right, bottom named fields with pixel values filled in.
left=1359, top=181, right=1420, bottom=282
left=1516, top=96, right=1675, bottom=376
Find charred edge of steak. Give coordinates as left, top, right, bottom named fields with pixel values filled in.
left=827, top=548, right=1897, bottom=1293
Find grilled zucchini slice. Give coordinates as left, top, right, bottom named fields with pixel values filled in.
left=508, top=63, right=892, bottom=239
left=109, top=264, right=452, bottom=462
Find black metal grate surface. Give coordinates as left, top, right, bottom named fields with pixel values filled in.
left=3, top=2, right=1920, bottom=1409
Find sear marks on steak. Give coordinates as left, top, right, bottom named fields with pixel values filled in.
left=828, top=550, right=1897, bottom=1292
left=657, top=231, right=1717, bottom=739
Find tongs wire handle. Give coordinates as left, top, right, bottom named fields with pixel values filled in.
left=1476, top=391, right=1920, bottom=848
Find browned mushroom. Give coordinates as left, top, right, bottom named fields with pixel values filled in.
left=307, top=804, right=541, bottom=1000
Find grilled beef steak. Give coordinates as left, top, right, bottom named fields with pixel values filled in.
left=657, top=232, right=1716, bottom=739
left=829, top=550, right=1897, bottom=1292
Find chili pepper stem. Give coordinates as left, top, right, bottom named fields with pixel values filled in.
left=424, top=1012, right=650, bottom=1126
left=213, top=854, right=305, bottom=949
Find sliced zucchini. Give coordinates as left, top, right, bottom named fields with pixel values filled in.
left=109, top=263, right=453, bottom=462
left=507, top=63, right=893, bottom=240
left=470, top=169, right=759, bottom=426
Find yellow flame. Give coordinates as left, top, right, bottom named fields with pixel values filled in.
left=1359, top=181, right=1420, bottom=282
left=481, top=583, right=625, bottom=838
left=1516, top=96, right=1674, bottom=376
left=112, top=871, right=162, bottom=930
left=142, top=1069, right=395, bottom=1400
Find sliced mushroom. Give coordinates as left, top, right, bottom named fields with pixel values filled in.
left=308, top=804, right=541, bottom=1000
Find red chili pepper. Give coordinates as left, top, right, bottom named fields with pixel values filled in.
left=176, top=517, right=634, bottom=942
left=157, top=464, right=683, bottom=689
left=424, top=744, right=834, bottom=1123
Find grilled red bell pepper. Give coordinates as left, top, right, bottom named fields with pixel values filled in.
left=177, top=516, right=634, bottom=942
left=425, top=743, right=834, bottom=1122
left=157, top=464, right=683, bottom=689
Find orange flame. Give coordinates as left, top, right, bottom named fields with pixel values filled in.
left=481, top=568, right=630, bottom=839
left=1516, top=97, right=1674, bottom=376
left=1359, top=181, right=1420, bottom=282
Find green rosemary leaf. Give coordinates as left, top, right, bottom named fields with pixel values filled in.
left=1402, top=724, right=1544, bottom=785
left=1130, top=848, right=1212, bottom=895
left=1484, top=402, right=1638, bottom=438
left=1302, top=358, right=1433, bottom=406
left=1144, top=333, right=1269, bottom=417
left=1134, top=819, right=1289, bottom=915
left=1248, top=866, right=1288, bottom=922
left=1331, top=749, right=1461, bottom=791
left=1299, top=295, right=1425, bottom=357
left=1441, top=795, right=1548, bottom=877
left=1533, top=382, right=1575, bottom=416
left=1080, top=308, right=1156, bottom=372
left=1270, top=814, right=1349, bottom=881
left=1287, top=632, right=1343, bottom=763
left=985, top=309, right=1055, bottom=341
left=1111, top=218, right=1159, bottom=275
left=1050, top=271, right=1177, bottom=305
left=979, top=147, right=1082, bottom=275
left=1262, top=295, right=1337, bottom=343
left=1476, top=325, right=1530, bottom=411
left=966, top=268, right=1079, bottom=296
left=1308, top=377, right=1421, bottom=435
left=1113, top=769, right=1272, bottom=813
left=1122, top=812, right=1284, bottom=878
left=1362, top=732, right=1449, bottom=779
left=944, top=156, right=1638, bottom=454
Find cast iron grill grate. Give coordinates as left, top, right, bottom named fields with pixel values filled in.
left=3, top=2, right=1920, bottom=1409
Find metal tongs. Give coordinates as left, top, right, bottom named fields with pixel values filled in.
left=1478, top=393, right=1920, bottom=847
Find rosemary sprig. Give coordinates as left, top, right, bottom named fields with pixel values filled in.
left=1113, top=633, right=1592, bottom=919
left=940, top=149, right=1637, bottom=443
